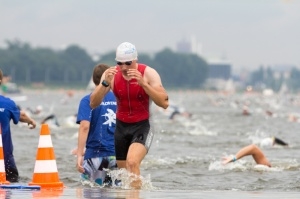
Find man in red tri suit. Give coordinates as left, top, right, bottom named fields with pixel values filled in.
left=90, top=42, right=169, bottom=189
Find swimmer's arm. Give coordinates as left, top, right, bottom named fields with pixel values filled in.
left=222, top=144, right=271, bottom=167
left=222, top=144, right=256, bottom=164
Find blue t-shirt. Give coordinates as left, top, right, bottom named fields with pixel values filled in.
left=76, top=91, right=117, bottom=159
left=0, top=95, right=20, bottom=157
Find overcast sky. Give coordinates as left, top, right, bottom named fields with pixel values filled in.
left=1, top=0, right=299, bottom=73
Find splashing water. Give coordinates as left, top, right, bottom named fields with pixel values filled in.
left=79, top=178, right=105, bottom=188
left=107, top=168, right=155, bottom=190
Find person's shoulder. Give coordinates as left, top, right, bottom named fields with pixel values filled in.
left=0, top=95, right=16, bottom=105
left=81, top=94, right=91, bottom=101
left=143, top=65, right=157, bottom=73
left=79, top=94, right=91, bottom=105
left=139, top=63, right=151, bottom=69
left=145, top=66, right=161, bottom=79
left=0, top=94, right=10, bottom=100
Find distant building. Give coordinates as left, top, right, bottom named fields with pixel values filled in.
left=176, top=39, right=192, bottom=53
left=271, top=64, right=295, bottom=80
left=176, top=36, right=202, bottom=56
left=208, top=59, right=231, bottom=80
left=176, top=36, right=234, bottom=91
left=268, top=64, right=295, bottom=94
left=205, top=59, right=233, bottom=91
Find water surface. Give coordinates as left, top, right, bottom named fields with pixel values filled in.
left=4, top=89, right=300, bottom=198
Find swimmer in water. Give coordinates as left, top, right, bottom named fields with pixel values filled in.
left=41, top=114, right=60, bottom=127
left=259, top=136, right=288, bottom=148
left=222, top=144, right=271, bottom=167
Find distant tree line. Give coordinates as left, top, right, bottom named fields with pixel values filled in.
left=2, top=40, right=300, bottom=92
left=248, top=65, right=300, bottom=92
left=0, top=40, right=208, bottom=89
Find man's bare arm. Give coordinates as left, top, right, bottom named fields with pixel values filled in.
left=136, top=67, right=169, bottom=109
left=19, top=110, right=36, bottom=129
left=90, top=70, right=111, bottom=109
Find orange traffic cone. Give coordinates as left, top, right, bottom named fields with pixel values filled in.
left=0, top=124, right=9, bottom=184
left=28, top=124, right=64, bottom=188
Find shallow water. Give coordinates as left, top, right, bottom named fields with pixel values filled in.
left=3, top=89, right=300, bottom=198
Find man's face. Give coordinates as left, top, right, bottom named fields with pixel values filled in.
left=117, top=60, right=136, bottom=76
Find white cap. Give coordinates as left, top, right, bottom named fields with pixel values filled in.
left=36, top=105, right=43, bottom=111
left=115, top=42, right=138, bottom=62
left=260, top=137, right=273, bottom=148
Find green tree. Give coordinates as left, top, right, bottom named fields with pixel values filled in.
left=154, top=48, right=208, bottom=88
left=0, top=40, right=210, bottom=89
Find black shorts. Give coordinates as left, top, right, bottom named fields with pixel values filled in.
left=115, top=119, right=154, bottom=160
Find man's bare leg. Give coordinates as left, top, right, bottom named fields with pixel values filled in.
left=126, top=143, right=147, bottom=189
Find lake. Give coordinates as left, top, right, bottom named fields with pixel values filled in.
left=2, top=89, right=300, bottom=198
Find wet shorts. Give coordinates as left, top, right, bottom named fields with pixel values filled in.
left=114, top=119, right=154, bottom=160
left=81, top=156, right=117, bottom=185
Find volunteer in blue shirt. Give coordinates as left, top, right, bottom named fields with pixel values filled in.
left=0, top=69, right=36, bottom=182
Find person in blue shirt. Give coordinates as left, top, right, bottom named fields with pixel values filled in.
left=75, top=64, right=117, bottom=186
left=0, top=69, right=36, bottom=182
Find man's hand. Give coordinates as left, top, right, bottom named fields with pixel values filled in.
left=28, top=119, right=36, bottom=129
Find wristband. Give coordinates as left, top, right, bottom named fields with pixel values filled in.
left=101, top=80, right=109, bottom=87
left=232, top=155, right=237, bottom=162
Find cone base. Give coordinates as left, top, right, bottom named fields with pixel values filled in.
left=28, top=181, right=64, bottom=189
left=0, top=181, right=10, bottom=185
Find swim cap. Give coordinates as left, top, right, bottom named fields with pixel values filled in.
left=115, top=42, right=138, bottom=62
left=260, top=137, right=273, bottom=148
left=36, top=105, right=43, bottom=111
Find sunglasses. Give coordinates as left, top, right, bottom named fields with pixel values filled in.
left=117, top=61, right=132, bottom=66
